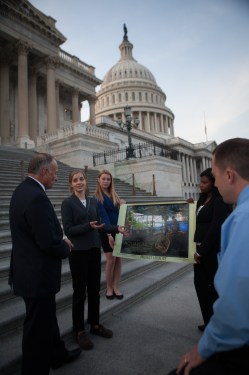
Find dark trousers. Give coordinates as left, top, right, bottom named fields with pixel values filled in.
left=69, top=248, right=101, bottom=332
left=22, top=296, right=67, bottom=375
left=194, top=262, right=218, bottom=325
left=168, top=346, right=249, bottom=375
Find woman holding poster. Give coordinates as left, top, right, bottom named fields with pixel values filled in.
left=192, top=168, right=232, bottom=331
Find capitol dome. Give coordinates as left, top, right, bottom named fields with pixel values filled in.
left=102, top=56, right=157, bottom=86
left=95, top=26, right=175, bottom=137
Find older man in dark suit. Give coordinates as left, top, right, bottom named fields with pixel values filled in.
left=9, top=152, right=81, bottom=375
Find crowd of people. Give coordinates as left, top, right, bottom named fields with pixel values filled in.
left=8, top=137, right=249, bottom=375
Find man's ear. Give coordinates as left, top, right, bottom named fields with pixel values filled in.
left=226, top=168, right=235, bottom=184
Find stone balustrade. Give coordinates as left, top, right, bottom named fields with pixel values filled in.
left=37, top=122, right=110, bottom=146
left=59, top=49, right=95, bottom=75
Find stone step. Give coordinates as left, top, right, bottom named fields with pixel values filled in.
left=0, top=261, right=191, bottom=375
left=0, top=258, right=164, bottom=335
left=0, top=245, right=11, bottom=263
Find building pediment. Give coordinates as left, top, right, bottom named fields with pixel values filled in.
left=0, top=0, right=66, bottom=45
left=194, top=140, right=217, bottom=152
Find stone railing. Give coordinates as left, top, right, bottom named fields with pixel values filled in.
left=59, top=49, right=95, bottom=75
left=37, top=122, right=110, bottom=146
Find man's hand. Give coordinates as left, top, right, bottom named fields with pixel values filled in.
left=176, top=345, right=205, bottom=375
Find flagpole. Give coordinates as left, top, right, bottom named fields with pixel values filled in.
left=204, top=112, right=208, bottom=142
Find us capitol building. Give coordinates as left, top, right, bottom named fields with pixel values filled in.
left=0, top=0, right=216, bottom=199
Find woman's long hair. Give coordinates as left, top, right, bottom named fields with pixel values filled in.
left=95, top=169, right=121, bottom=206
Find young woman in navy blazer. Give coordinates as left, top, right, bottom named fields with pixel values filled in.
left=61, top=170, right=124, bottom=350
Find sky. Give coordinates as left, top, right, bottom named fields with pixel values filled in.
left=29, top=0, right=249, bottom=145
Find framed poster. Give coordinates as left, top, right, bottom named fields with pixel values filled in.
left=113, top=201, right=196, bottom=263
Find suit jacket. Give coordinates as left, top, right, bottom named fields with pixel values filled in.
left=9, top=177, right=70, bottom=298
left=194, top=194, right=232, bottom=257
left=61, top=194, right=118, bottom=251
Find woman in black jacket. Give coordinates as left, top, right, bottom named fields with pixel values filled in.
left=61, top=170, right=124, bottom=350
left=193, top=168, right=232, bottom=331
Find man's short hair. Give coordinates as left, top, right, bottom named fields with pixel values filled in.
left=213, top=138, right=249, bottom=180
left=28, top=153, right=54, bottom=174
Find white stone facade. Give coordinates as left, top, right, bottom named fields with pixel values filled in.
left=0, top=2, right=216, bottom=200
left=0, top=0, right=100, bottom=148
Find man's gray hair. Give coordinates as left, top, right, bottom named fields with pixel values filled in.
left=28, top=153, right=55, bottom=174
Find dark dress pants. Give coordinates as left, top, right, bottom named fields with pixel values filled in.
left=22, top=295, right=67, bottom=375
left=194, top=256, right=218, bottom=325
left=69, top=248, right=101, bottom=332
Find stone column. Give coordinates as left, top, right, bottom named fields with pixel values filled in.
left=202, top=157, right=206, bottom=171
left=190, top=157, right=194, bottom=184
left=186, top=155, right=190, bottom=183
left=193, top=159, right=198, bottom=183
left=72, top=88, right=80, bottom=124
left=89, top=98, right=96, bottom=125
left=28, top=69, right=38, bottom=142
left=55, top=80, right=60, bottom=129
left=181, top=154, right=187, bottom=183
left=160, top=114, right=163, bottom=133
left=170, top=118, right=174, bottom=136
left=0, top=58, right=10, bottom=144
left=154, top=113, right=157, bottom=132
left=167, top=117, right=170, bottom=134
left=17, top=41, right=33, bottom=147
left=138, top=112, right=142, bottom=130
left=145, top=112, right=150, bottom=132
left=46, top=56, right=57, bottom=134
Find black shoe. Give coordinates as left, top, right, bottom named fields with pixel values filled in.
left=113, top=290, right=124, bottom=300
left=51, top=348, right=82, bottom=370
left=106, top=290, right=114, bottom=300
left=198, top=324, right=206, bottom=332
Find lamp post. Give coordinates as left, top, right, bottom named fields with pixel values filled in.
left=117, top=105, right=139, bottom=159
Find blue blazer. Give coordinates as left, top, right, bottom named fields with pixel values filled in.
left=97, top=193, right=119, bottom=226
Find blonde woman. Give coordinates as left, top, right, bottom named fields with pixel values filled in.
left=95, top=170, right=125, bottom=300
